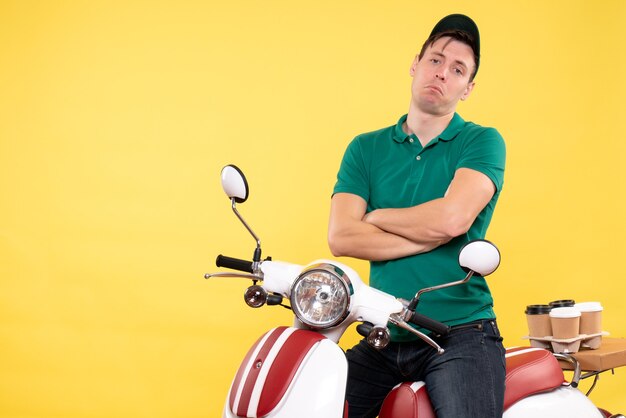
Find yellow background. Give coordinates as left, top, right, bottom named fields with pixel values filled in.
left=1, top=1, right=624, bottom=417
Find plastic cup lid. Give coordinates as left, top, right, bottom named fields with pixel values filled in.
left=549, top=299, right=575, bottom=307
left=549, top=307, right=581, bottom=318
left=525, top=304, right=552, bottom=314
left=574, top=302, right=603, bottom=312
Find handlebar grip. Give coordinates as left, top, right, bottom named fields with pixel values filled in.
left=408, top=312, right=450, bottom=336
left=216, top=255, right=254, bottom=273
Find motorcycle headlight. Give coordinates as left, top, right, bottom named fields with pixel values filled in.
left=290, top=263, right=353, bottom=329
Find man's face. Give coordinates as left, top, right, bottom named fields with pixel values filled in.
left=410, top=37, right=476, bottom=116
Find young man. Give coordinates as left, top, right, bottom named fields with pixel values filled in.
left=328, top=14, right=506, bottom=418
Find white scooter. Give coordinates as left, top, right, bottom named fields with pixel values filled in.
left=206, top=164, right=623, bottom=418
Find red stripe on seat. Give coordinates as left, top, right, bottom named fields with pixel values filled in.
left=379, top=382, right=435, bottom=418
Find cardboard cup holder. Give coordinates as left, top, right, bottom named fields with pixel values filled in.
left=523, top=332, right=609, bottom=353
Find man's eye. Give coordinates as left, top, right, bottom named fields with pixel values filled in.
left=454, top=68, right=464, bottom=76
left=430, top=59, right=440, bottom=64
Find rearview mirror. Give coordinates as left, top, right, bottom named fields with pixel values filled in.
left=458, top=240, right=500, bottom=276
left=221, top=164, right=249, bottom=203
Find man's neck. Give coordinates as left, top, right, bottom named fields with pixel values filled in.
left=403, top=108, right=455, bottom=147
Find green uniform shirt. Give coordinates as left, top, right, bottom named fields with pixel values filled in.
left=333, top=113, right=506, bottom=341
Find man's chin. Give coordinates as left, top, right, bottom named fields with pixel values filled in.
left=417, top=101, right=446, bottom=116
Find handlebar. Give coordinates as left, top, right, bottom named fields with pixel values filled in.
left=216, top=254, right=254, bottom=273
left=407, top=311, right=450, bottom=336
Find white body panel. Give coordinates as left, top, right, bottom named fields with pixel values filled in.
left=222, top=338, right=347, bottom=418
left=504, top=385, right=603, bottom=418
left=260, top=261, right=302, bottom=296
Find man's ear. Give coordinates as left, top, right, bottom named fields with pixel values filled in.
left=409, top=54, right=419, bottom=76
left=460, top=81, right=475, bottom=101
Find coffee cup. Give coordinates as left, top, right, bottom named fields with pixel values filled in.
left=550, top=307, right=581, bottom=339
left=525, top=305, right=552, bottom=337
left=575, top=302, right=603, bottom=349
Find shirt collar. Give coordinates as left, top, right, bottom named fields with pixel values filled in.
left=392, top=113, right=466, bottom=144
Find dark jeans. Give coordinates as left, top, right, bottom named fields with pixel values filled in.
left=345, top=319, right=506, bottom=418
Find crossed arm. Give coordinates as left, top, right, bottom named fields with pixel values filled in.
left=327, top=168, right=496, bottom=262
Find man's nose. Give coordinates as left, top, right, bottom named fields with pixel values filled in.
left=436, top=71, right=446, bottom=81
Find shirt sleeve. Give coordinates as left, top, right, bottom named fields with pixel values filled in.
left=332, top=136, right=370, bottom=202
left=456, top=127, right=506, bottom=192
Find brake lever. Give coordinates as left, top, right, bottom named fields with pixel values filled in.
left=388, top=313, right=445, bottom=355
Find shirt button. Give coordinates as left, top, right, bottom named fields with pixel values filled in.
left=409, top=138, right=414, bottom=143
left=416, top=156, right=421, bottom=161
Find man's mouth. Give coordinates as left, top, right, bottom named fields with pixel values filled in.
left=425, top=85, right=444, bottom=95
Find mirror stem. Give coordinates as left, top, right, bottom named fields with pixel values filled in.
left=407, top=270, right=475, bottom=311
left=231, top=198, right=262, bottom=261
